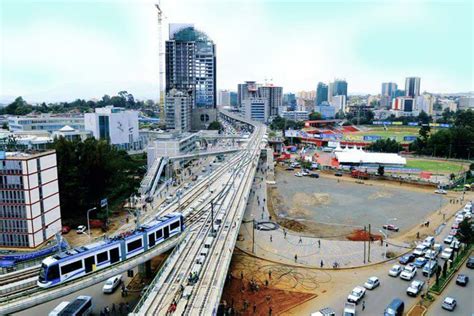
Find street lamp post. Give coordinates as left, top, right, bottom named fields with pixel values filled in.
left=86, top=207, right=97, bottom=240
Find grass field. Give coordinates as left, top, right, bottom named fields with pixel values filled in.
left=405, top=158, right=466, bottom=174
left=344, top=126, right=419, bottom=142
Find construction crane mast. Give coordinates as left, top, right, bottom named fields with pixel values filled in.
left=155, top=3, right=165, bottom=121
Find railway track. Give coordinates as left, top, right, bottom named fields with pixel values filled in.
left=186, top=126, right=264, bottom=314
left=133, top=123, right=264, bottom=314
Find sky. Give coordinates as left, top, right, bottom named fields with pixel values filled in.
left=1, top=0, right=473, bottom=102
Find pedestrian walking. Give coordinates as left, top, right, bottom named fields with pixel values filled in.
left=253, top=303, right=257, bottom=313
left=294, top=254, right=298, bottom=262
left=268, top=270, right=272, bottom=279
left=299, top=236, right=302, bottom=244
left=270, top=235, right=272, bottom=242
left=111, top=303, right=116, bottom=314
left=269, top=306, right=273, bottom=316
left=318, top=239, right=321, bottom=248
left=283, top=229, right=287, bottom=238
left=320, top=259, right=324, bottom=268
left=241, top=271, right=244, bottom=280
left=362, top=300, right=366, bottom=311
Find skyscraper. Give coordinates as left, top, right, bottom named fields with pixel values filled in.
left=405, top=77, right=421, bottom=98
left=258, top=85, right=283, bottom=118
left=218, top=90, right=231, bottom=107
left=316, top=82, right=328, bottom=106
left=237, top=81, right=258, bottom=108
left=332, top=79, right=348, bottom=97
left=381, top=82, right=398, bottom=98
left=165, top=24, right=216, bottom=109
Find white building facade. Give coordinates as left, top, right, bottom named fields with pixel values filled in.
left=0, top=150, right=62, bottom=248
left=242, top=98, right=269, bottom=123
left=165, top=89, right=192, bottom=133
left=8, top=114, right=84, bottom=133
left=84, top=106, right=140, bottom=150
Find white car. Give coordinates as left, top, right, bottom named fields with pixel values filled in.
left=400, top=264, right=417, bottom=280
left=102, top=275, right=122, bottom=294
left=441, top=297, right=457, bottom=311
left=435, top=189, right=447, bottom=194
left=363, top=276, right=380, bottom=290
left=389, top=265, right=403, bottom=277
left=406, top=280, right=424, bottom=297
left=347, top=286, right=366, bottom=304
left=413, top=244, right=428, bottom=257
left=444, top=235, right=454, bottom=244
left=294, top=172, right=303, bottom=177
left=76, top=225, right=86, bottom=234
left=440, top=248, right=453, bottom=260
left=424, top=249, right=438, bottom=260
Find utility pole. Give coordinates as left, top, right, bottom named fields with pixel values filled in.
left=363, top=225, right=366, bottom=264
left=211, top=201, right=214, bottom=236
left=367, top=224, right=371, bottom=262
left=252, top=219, right=255, bottom=254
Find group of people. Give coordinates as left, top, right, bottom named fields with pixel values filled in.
left=99, top=302, right=130, bottom=316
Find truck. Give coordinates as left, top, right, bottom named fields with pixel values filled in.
left=311, top=307, right=336, bottom=316
left=351, top=169, right=369, bottom=180
left=343, top=302, right=356, bottom=316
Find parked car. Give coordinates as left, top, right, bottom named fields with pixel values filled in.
left=448, top=229, right=458, bottom=236
left=301, top=171, right=309, bottom=176
left=455, top=274, right=469, bottom=286
left=389, top=265, right=403, bottom=277
left=422, top=261, right=438, bottom=277
left=102, top=275, right=122, bottom=294
left=435, top=189, right=447, bottom=194
left=399, top=254, right=415, bottom=265
left=440, top=248, right=453, bottom=260
left=400, top=264, right=417, bottom=281
left=363, top=276, right=380, bottom=290
left=76, top=225, right=86, bottom=234
left=309, top=173, right=320, bottom=178
left=347, top=286, right=366, bottom=304
left=413, top=244, right=428, bottom=257
left=467, top=257, right=474, bottom=269
left=384, top=298, right=404, bottom=316
left=61, top=226, right=71, bottom=234
left=383, top=224, right=400, bottom=232
left=424, top=249, right=438, bottom=260
left=413, top=257, right=428, bottom=268
left=406, top=280, right=424, bottom=297
left=310, top=307, right=336, bottom=316
left=422, top=236, right=435, bottom=247
left=450, top=240, right=461, bottom=250
left=443, top=235, right=454, bottom=244
left=285, top=167, right=294, bottom=171
left=343, top=302, right=356, bottom=316
left=441, top=297, right=457, bottom=311
left=294, top=172, right=303, bottom=177
left=335, top=171, right=343, bottom=177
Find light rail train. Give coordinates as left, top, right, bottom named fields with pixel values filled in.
left=38, top=212, right=184, bottom=288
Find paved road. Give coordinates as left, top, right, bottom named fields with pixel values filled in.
left=428, top=262, right=474, bottom=315
left=14, top=269, right=139, bottom=316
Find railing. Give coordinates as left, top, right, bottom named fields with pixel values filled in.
left=131, top=232, right=190, bottom=314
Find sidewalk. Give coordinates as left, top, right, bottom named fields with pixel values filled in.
left=237, top=155, right=408, bottom=269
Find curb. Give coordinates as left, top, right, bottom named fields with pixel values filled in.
left=407, top=304, right=427, bottom=316
left=235, top=245, right=412, bottom=271
left=429, top=247, right=473, bottom=295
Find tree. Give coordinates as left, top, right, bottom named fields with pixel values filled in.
left=309, top=112, right=322, bottom=120
left=1, top=122, right=8, bottom=130
left=442, top=260, right=448, bottom=278
left=1, top=96, right=33, bottom=115
left=52, top=137, right=145, bottom=224
left=369, top=138, right=401, bottom=153
left=457, top=218, right=474, bottom=244
left=207, top=121, right=223, bottom=131
left=435, top=265, right=441, bottom=284
left=377, top=165, right=385, bottom=176
left=417, top=111, right=431, bottom=125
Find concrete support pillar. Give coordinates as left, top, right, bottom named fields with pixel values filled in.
left=138, top=260, right=152, bottom=278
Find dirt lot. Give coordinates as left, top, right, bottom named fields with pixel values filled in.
left=268, top=166, right=454, bottom=240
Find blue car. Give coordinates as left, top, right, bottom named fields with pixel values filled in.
left=399, top=254, right=415, bottom=265
left=413, top=257, right=428, bottom=268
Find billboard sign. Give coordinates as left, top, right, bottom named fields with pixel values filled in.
left=403, top=136, right=418, bottom=141
left=363, top=135, right=382, bottom=141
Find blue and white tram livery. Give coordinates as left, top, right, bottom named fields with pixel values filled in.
left=38, top=212, right=184, bottom=288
